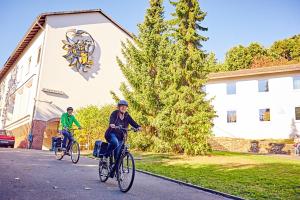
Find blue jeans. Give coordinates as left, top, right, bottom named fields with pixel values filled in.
left=105, top=133, right=123, bottom=161
left=62, top=130, right=73, bottom=150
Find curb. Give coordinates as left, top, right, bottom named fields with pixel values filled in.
left=136, top=169, right=244, bottom=200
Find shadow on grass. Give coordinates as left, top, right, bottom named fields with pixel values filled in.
left=135, top=157, right=300, bottom=200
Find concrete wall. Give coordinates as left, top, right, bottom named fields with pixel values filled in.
left=206, top=73, right=300, bottom=139
left=35, top=12, right=130, bottom=121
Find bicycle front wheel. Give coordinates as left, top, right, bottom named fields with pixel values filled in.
left=70, top=141, right=80, bottom=164
left=117, top=152, right=135, bottom=193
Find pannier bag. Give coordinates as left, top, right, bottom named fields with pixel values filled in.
left=51, top=137, right=62, bottom=151
left=93, top=140, right=108, bottom=158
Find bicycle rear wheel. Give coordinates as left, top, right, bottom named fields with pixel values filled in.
left=55, top=147, right=64, bottom=160
left=70, top=141, right=80, bottom=164
left=117, top=152, right=135, bottom=193
left=99, top=157, right=109, bottom=182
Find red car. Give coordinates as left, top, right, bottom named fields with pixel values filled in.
left=0, top=130, right=15, bottom=148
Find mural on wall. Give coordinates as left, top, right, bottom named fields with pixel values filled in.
left=62, top=29, right=95, bottom=72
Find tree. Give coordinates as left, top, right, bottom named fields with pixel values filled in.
left=156, top=0, right=215, bottom=154
left=270, top=34, right=300, bottom=61
left=75, top=105, right=114, bottom=149
left=113, top=0, right=170, bottom=150
left=222, top=35, right=300, bottom=71
left=224, top=43, right=267, bottom=71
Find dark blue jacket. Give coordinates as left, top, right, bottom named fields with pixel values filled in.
left=105, top=110, right=140, bottom=140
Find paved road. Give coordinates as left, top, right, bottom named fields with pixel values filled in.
left=0, top=148, right=230, bottom=200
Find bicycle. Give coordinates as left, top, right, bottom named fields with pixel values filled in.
left=54, top=128, right=81, bottom=164
left=98, top=126, right=138, bottom=193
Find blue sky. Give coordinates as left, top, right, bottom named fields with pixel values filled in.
left=0, top=0, right=299, bottom=67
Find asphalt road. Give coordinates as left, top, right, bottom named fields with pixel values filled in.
left=0, top=148, right=231, bottom=200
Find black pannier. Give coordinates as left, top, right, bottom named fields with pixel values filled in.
left=93, top=140, right=108, bottom=158
left=51, top=137, right=62, bottom=151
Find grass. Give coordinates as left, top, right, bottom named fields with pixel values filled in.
left=132, top=151, right=300, bottom=200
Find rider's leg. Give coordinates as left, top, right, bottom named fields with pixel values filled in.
left=105, top=133, right=119, bottom=158
left=62, top=130, right=70, bottom=149
left=66, top=133, right=74, bottom=152
left=114, top=138, right=123, bottom=162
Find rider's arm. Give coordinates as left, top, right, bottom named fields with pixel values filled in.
left=109, top=110, right=118, bottom=128
left=73, top=116, right=81, bottom=128
left=127, top=114, right=140, bottom=129
left=60, top=113, right=68, bottom=129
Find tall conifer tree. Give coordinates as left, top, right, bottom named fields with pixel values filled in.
left=156, top=0, right=215, bottom=154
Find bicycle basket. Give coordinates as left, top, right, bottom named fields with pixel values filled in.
left=93, top=140, right=108, bottom=158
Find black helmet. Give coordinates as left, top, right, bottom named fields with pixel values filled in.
left=117, top=100, right=128, bottom=107
left=67, top=107, right=74, bottom=111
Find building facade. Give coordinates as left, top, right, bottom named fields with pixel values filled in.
left=206, top=65, right=300, bottom=140
left=0, top=9, right=131, bottom=149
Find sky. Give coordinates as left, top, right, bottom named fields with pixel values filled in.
left=0, top=0, right=299, bottom=68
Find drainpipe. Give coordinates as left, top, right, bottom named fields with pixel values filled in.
left=29, top=18, right=47, bottom=146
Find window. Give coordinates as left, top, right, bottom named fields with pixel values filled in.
left=259, top=108, right=270, bottom=121
left=227, top=110, right=237, bottom=123
left=226, top=82, right=236, bottom=95
left=26, top=57, right=31, bottom=74
left=37, top=47, right=42, bottom=64
left=295, top=107, right=300, bottom=120
left=258, top=79, right=269, bottom=92
left=293, top=76, right=300, bottom=89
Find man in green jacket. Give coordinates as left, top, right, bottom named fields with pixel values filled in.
left=60, top=107, right=81, bottom=152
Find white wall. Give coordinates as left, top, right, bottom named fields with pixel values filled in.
left=35, top=12, right=130, bottom=121
left=206, top=73, right=300, bottom=139
left=0, top=31, right=45, bottom=130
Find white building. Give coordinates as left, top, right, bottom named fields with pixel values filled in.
left=206, top=64, right=300, bottom=140
left=0, top=9, right=131, bottom=149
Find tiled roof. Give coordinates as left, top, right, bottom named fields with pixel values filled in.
left=208, top=64, right=300, bottom=81
left=0, top=9, right=132, bottom=81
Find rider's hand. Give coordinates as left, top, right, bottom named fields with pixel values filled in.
left=137, top=127, right=142, bottom=131
left=110, top=124, right=116, bottom=129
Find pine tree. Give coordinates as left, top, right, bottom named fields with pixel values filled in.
left=113, top=0, right=170, bottom=150
left=156, top=0, right=215, bottom=154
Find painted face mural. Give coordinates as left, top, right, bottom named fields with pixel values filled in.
left=62, top=29, right=95, bottom=72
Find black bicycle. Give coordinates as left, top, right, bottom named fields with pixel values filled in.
left=98, top=126, right=138, bottom=193
left=54, top=128, right=81, bottom=164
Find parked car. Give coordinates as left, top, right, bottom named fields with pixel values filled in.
left=0, top=130, right=15, bottom=148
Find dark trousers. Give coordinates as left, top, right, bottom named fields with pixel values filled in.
left=105, top=133, right=123, bottom=161
left=62, top=130, right=73, bottom=150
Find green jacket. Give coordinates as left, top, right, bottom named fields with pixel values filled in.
left=59, top=113, right=81, bottom=131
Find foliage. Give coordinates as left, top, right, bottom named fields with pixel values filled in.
left=156, top=0, right=215, bottom=155
left=270, top=34, right=300, bottom=61
left=113, top=0, right=215, bottom=155
left=112, top=0, right=170, bottom=152
left=74, top=105, right=114, bottom=149
left=217, top=34, right=300, bottom=72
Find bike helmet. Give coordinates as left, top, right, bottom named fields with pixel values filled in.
left=117, top=100, right=128, bottom=107
left=67, top=107, right=74, bottom=111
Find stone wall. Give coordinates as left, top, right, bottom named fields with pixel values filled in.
left=209, top=137, right=295, bottom=155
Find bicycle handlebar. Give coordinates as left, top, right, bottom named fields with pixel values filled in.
left=115, top=126, right=139, bottom=132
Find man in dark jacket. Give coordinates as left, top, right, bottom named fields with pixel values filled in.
left=104, top=100, right=141, bottom=176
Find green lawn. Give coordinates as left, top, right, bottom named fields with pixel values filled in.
left=132, top=151, right=300, bottom=200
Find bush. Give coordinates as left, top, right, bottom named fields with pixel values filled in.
left=75, top=105, right=115, bottom=150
